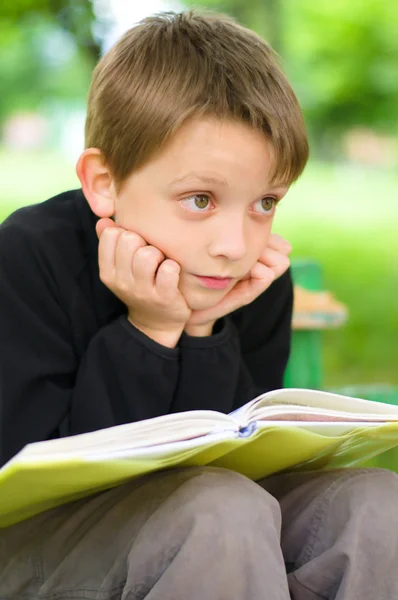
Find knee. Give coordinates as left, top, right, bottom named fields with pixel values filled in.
left=125, top=468, right=284, bottom=592
left=158, top=466, right=281, bottom=535
left=338, top=468, right=398, bottom=511
left=331, top=469, right=398, bottom=542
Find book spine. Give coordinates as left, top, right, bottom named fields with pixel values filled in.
left=238, top=422, right=257, bottom=438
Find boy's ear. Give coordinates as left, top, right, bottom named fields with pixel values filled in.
left=76, top=148, right=116, bottom=218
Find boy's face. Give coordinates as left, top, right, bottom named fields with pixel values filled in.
left=113, top=117, right=288, bottom=311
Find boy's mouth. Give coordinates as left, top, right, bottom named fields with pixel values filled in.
left=193, top=275, right=233, bottom=290
left=200, top=274, right=233, bottom=279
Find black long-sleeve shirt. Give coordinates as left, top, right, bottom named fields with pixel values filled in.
left=0, top=189, right=293, bottom=467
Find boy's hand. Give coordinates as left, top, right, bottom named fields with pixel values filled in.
left=96, top=218, right=192, bottom=347
left=184, top=234, right=292, bottom=332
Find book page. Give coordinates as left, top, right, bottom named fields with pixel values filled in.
left=239, top=388, right=398, bottom=424
left=257, top=405, right=398, bottom=422
left=11, top=410, right=237, bottom=463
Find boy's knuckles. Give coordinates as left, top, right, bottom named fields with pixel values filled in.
left=275, top=255, right=290, bottom=273
left=102, top=227, right=123, bottom=242
left=98, top=268, right=113, bottom=287
left=135, top=246, right=164, bottom=262
left=120, top=231, right=145, bottom=246
left=117, top=280, right=131, bottom=295
left=268, top=234, right=292, bottom=254
left=160, top=259, right=178, bottom=271
left=158, top=262, right=178, bottom=277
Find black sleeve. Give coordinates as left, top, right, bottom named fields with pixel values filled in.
left=170, top=270, right=293, bottom=415
left=0, top=227, right=179, bottom=466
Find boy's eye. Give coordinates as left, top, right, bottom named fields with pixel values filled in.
left=179, top=194, right=277, bottom=215
left=254, top=196, right=277, bottom=215
left=180, top=194, right=212, bottom=212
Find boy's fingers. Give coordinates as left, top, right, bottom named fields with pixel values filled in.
left=132, top=246, right=165, bottom=291
left=194, top=262, right=276, bottom=320
left=187, top=238, right=291, bottom=326
left=258, top=247, right=291, bottom=278
left=239, top=272, right=251, bottom=282
left=115, top=231, right=148, bottom=285
left=250, top=260, right=275, bottom=281
left=245, top=261, right=275, bottom=298
left=156, top=259, right=181, bottom=299
left=97, top=226, right=125, bottom=283
left=267, top=233, right=292, bottom=255
left=96, top=217, right=117, bottom=239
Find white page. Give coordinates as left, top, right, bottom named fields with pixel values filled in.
left=14, top=429, right=239, bottom=464
left=8, top=410, right=236, bottom=465
left=85, top=429, right=238, bottom=461
left=253, top=404, right=398, bottom=422
left=244, top=388, right=398, bottom=422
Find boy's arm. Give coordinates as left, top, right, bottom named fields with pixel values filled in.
left=0, top=226, right=180, bottom=466
left=170, top=270, right=293, bottom=414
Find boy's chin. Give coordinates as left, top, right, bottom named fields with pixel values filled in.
left=182, top=287, right=228, bottom=312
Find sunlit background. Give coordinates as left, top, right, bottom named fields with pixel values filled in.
left=1, top=0, right=397, bottom=388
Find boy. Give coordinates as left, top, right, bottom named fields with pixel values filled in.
left=0, top=10, right=397, bottom=600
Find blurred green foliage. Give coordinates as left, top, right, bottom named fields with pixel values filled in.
left=0, top=0, right=102, bottom=122
left=183, top=0, right=398, bottom=153
left=283, top=0, right=398, bottom=148
left=0, top=17, right=92, bottom=122
left=1, top=0, right=100, bottom=60
left=1, top=0, right=397, bottom=149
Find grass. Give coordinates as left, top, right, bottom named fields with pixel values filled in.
left=1, top=148, right=397, bottom=388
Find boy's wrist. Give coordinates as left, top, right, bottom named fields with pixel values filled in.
left=127, top=316, right=184, bottom=348
left=184, top=321, right=215, bottom=337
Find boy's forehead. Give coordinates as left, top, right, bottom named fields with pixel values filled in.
left=162, top=118, right=273, bottom=165
left=137, top=117, right=290, bottom=191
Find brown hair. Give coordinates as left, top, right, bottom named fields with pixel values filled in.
left=85, top=10, right=309, bottom=188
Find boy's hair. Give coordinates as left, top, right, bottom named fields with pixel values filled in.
left=85, top=10, right=309, bottom=188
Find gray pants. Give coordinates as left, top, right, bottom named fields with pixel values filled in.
left=1, top=467, right=397, bottom=599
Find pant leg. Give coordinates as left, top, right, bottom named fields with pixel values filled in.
left=0, top=466, right=290, bottom=600
left=259, top=468, right=398, bottom=600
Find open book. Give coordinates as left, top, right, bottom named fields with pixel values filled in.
left=1, top=388, right=398, bottom=527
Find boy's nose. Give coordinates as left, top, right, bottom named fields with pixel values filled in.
left=208, top=218, right=248, bottom=262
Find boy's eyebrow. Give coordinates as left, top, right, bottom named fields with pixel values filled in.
left=169, top=172, right=229, bottom=187
left=169, top=172, right=289, bottom=194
